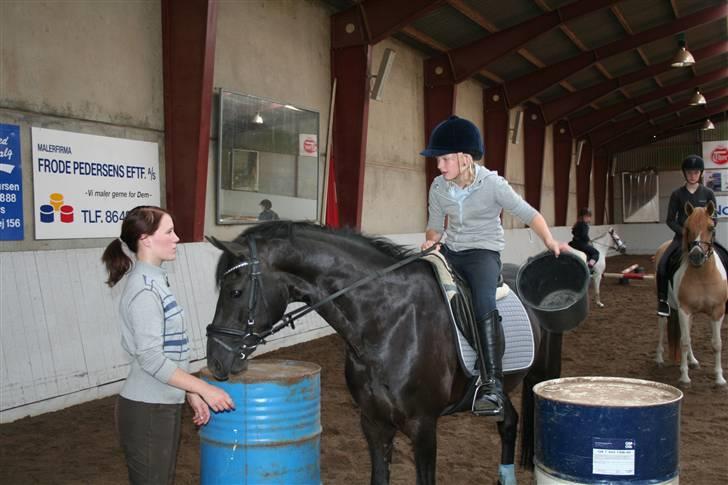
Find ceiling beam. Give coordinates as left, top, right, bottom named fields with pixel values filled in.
left=541, top=41, right=727, bottom=123
left=569, top=66, right=727, bottom=137
left=424, top=0, right=620, bottom=86
left=501, top=4, right=726, bottom=108
left=331, top=0, right=444, bottom=48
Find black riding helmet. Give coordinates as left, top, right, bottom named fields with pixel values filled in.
left=420, top=116, right=485, bottom=160
left=681, top=155, right=704, bottom=178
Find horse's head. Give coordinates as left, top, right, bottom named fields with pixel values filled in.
left=683, top=201, right=716, bottom=267
left=205, top=235, right=290, bottom=380
left=608, top=227, right=627, bottom=254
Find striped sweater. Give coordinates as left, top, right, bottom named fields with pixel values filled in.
left=118, top=261, right=190, bottom=404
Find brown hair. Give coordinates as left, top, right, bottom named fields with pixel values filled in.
left=101, top=205, right=172, bottom=287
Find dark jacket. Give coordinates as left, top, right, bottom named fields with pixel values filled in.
left=571, top=221, right=591, bottom=244
left=666, top=185, right=716, bottom=237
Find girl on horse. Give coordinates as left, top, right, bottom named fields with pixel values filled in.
left=569, top=207, right=600, bottom=272
left=102, top=205, right=235, bottom=484
left=420, top=116, right=566, bottom=420
left=656, top=155, right=728, bottom=317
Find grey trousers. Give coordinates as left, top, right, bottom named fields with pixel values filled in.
left=116, top=396, right=183, bottom=485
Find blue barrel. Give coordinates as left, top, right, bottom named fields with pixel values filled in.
left=200, top=360, right=321, bottom=484
left=533, top=377, right=682, bottom=484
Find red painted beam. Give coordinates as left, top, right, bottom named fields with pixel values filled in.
left=330, top=44, right=371, bottom=229
left=423, top=82, right=456, bottom=188
left=570, top=66, right=727, bottom=138
left=553, top=121, right=572, bottom=226
left=425, top=0, right=619, bottom=86
left=607, top=101, right=728, bottom=153
left=504, top=4, right=726, bottom=108
left=161, top=0, right=217, bottom=242
left=483, top=86, right=509, bottom=177
left=589, top=86, right=728, bottom=147
left=593, top=148, right=609, bottom=225
left=542, top=41, right=728, bottom=124
left=607, top=158, right=615, bottom=224
left=332, top=0, right=443, bottom=48
left=576, top=140, right=593, bottom=213
left=523, top=103, right=545, bottom=211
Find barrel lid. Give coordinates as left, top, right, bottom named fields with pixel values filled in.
left=201, top=359, right=321, bottom=383
left=534, top=376, right=682, bottom=407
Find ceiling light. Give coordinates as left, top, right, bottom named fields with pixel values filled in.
left=702, top=118, right=715, bottom=130
left=670, top=33, right=695, bottom=68
left=252, top=112, right=264, bottom=124
left=689, top=88, right=706, bottom=106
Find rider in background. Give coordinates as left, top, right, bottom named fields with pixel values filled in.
left=102, top=205, right=234, bottom=484
left=569, top=207, right=599, bottom=272
left=420, top=116, right=567, bottom=420
left=656, top=155, right=728, bottom=317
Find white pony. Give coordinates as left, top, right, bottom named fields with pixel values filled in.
left=570, top=228, right=626, bottom=308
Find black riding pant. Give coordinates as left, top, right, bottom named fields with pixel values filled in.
left=440, top=245, right=501, bottom=320
left=568, top=241, right=599, bottom=263
left=656, top=236, right=681, bottom=301
left=116, top=396, right=183, bottom=485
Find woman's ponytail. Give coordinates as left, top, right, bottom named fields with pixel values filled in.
left=101, top=238, right=132, bottom=287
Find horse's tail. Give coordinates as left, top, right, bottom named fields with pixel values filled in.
left=667, top=312, right=681, bottom=362
left=519, top=330, right=563, bottom=469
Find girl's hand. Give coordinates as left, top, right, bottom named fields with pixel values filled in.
left=421, top=240, right=441, bottom=251
left=187, top=392, right=211, bottom=426
left=201, top=384, right=235, bottom=413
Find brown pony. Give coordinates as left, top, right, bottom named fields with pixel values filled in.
left=654, top=201, right=727, bottom=387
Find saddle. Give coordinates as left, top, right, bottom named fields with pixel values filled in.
left=423, top=252, right=535, bottom=377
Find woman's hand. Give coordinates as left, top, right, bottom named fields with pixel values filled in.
left=421, top=239, right=441, bottom=251
left=544, top=237, right=568, bottom=257
left=200, top=383, right=235, bottom=413
left=187, top=392, right=211, bottom=426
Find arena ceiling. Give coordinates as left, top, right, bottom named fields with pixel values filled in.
left=322, top=0, right=727, bottom=150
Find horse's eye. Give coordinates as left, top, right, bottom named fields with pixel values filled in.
left=231, top=289, right=243, bottom=298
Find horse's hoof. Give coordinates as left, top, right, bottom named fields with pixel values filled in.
left=714, top=378, right=727, bottom=388
left=677, top=380, right=691, bottom=389
left=596, top=302, right=605, bottom=308
left=689, top=362, right=700, bottom=369
left=655, top=360, right=664, bottom=368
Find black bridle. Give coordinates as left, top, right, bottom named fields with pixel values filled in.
left=206, top=237, right=437, bottom=364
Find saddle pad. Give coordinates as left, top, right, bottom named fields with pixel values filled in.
left=424, top=253, right=535, bottom=376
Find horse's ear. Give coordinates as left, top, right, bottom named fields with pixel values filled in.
left=705, top=200, right=715, bottom=216
left=685, top=202, right=694, bottom=216
left=205, top=236, right=246, bottom=257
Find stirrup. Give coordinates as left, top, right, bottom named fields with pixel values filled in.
left=471, top=381, right=505, bottom=420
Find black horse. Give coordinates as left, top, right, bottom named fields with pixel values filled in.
left=206, top=221, right=565, bottom=485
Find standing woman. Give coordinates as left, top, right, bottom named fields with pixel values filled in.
left=421, top=116, right=566, bottom=420
left=102, top=205, right=234, bottom=484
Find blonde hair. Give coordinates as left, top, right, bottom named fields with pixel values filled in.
left=456, top=153, right=476, bottom=187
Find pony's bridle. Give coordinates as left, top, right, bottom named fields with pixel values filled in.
left=206, top=238, right=438, bottom=364
left=687, top=230, right=714, bottom=260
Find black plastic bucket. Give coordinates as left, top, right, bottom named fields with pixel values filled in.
left=516, top=251, right=590, bottom=333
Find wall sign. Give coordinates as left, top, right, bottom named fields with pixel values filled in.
left=703, top=140, right=728, bottom=169
left=0, top=123, right=24, bottom=241
left=31, top=127, right=160, bottom=239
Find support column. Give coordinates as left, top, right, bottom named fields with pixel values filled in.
left=330, top=43, right=371, bottom=229
left=423, top=58, right=456, bottom=187
left=161, top=0, right=218, bottom=242
left=523, top=103, right=545, bottom=211
left=483, top=86, right=509, bottom=176
left=576, top=140, right=593, bottom=214
left=593, top=148, right=609, bottom=225
left=553, top=121, right=572, bottom=226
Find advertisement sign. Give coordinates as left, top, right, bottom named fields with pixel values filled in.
left=717, top=195, right=728, bottom=220
left=0, top=123, right=24, bottom=240
left=31, top=127, right=160, bottom=239
left=299, top=134, right=318, bottom=157
left=702, top=140, right=728, bottom=169
left=704, top=169, right=728, bottom=193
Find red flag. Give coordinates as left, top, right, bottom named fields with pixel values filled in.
left=325, top=154, right=340, bottom=228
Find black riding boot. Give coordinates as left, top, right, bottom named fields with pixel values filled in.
left=471, top=309, right=506, bottom=420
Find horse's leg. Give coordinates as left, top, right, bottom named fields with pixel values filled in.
left=655, top=316, right=666, bottom=366
left=593, top=272, right=604, bottom=308
left=405, top=417, right=437, bottom=485
left=496, top=396, right=518, bottom=485
left=360, top=413, right=397, bottom=485
left=677, top=308, right=693, bottom=386
left=710, top=316, right=726, bottom=386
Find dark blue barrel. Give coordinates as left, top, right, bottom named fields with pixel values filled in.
left=533, top=377, right=682, bottom=484
left=200, top=359, right=321, bottom=484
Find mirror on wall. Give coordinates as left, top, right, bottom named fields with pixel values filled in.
left=216, top=90, right=320, bottom=224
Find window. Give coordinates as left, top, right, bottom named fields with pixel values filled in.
left=216, top=90, right=320, bottom=224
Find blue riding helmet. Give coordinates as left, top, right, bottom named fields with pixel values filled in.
left=421, top=115, right=485, bottom=160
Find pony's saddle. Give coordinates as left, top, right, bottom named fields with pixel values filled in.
left=423, top=252, right=535, bottom=376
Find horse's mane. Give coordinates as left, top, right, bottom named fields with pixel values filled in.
left=226, top=220, right=415, bottom=264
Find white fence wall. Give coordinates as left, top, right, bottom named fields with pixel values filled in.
left=0, top=224, right=670, bottom=423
